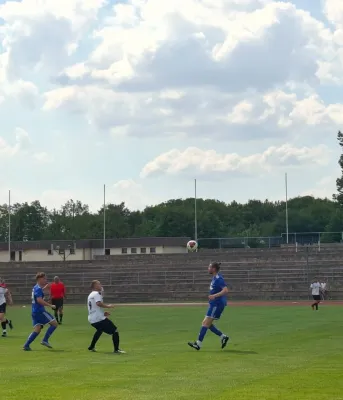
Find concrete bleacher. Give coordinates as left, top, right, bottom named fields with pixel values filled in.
left=0, top=244, right=343, bottom=303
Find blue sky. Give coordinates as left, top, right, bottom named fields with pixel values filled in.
left=1, top=0, right=343, bottom=210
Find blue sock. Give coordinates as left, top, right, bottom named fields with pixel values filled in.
left=198, top=326, right=208, bottom=342
left=43, top=325, right=56, bottom=342
left=24, top=331, right=39, bottom=347
left=209, top=325, right=223, bottom=337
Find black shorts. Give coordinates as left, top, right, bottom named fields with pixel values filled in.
left=51, top=298, right=64, bottom=310
left=91, top=318, right=117, bottom=335
left=313, top=295, right=321, bottom=301
left=0, top=303, right=6, bottom=314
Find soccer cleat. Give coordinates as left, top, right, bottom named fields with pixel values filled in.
left=23, top=346, right=32, bottom=351
left=114, top=349, right=126, bottom=354
left=8, top=320, right=13, bottom=330
left=88, top=347, right=96, bottom=352
left=221, top=335, right=229, bottom=349
left=41, top=341, right=53, bottom=349
left=188, top=342, right=200, bottom=351
left=2, top=332, right=7, bottom=337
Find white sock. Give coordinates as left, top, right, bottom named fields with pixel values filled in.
left=220, top=334, right=226, bottom=339
left=196, top=340, right=202, bottom=347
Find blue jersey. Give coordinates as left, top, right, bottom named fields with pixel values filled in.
left=31, top=284, right=45, bottom=313
left=209, top=274, right=227, bottom=306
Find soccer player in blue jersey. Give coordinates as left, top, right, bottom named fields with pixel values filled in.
left=188, top=262, right=229, bottom=351
left=23, top=272, right=58, bottom=351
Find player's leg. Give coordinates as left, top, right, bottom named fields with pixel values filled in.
left=23, top=324, right=43, bottom=350
left=315, top=298, right=320, bottom=310
left=0, top=309, right=6, bottom=337
left=52, top=300, right=59, bottom=323
left=102, top=319, right=125, bottom=354
left=188, top=306, right=215, bottom=350
left=88, top=322, right=104, bottom=351
left=41, top=313, right=58, bottom=348
left=208, top=307, right=229, bottom=349
left=58, top=300, right=64, bottom=324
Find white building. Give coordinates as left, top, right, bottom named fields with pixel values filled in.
left=0, top=237, right=189, bottom=262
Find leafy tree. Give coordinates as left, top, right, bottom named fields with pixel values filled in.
left=0, top=194, right=342, bottom=244
left=334, top=130, right=343, bottom=205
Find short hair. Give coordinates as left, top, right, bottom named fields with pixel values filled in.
left=91, top=280, right=99, bottom=289
left=36, top=272, right=46, bottom=280
left=210, top=262, right=221, bottom=271
left=54, top=276, right=59, bottom=281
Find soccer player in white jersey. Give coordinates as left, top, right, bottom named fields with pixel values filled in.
left=310, top=278, right=321, bottom=310
left=0, top=278, right=13, bottom=337
left=87, top=280, right=125, bottom=354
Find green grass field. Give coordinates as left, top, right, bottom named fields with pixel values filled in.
left=1, top=304, right=343, bottom=400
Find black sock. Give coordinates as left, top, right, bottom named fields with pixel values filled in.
left=316, top=303, right=319, bottom=310
left=54, top=310, right=58, bottom=321
left=59, top=314, right=63, bottom=322
left=1, top=321, right=6, bottom=330
left=5, top=319, right=9, bottom=324
left=112, top=331, right=120, bottom=351
left=311, top=302, right=316, bottom=307
left=89, top=330, right=103, bottom=349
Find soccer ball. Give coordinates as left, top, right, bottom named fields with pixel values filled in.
left=187, top=240, right=198, bottom=252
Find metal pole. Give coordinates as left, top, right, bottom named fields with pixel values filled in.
left=8, top=190, right=11, bottom=261
left=285, top=173, right=289, bottom=244
left=194, top=179, right=198, bottom=242
left=103, top=184, right=106, bottom=255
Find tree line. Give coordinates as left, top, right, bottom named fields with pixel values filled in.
left=0, top=196, right=342, bottom=243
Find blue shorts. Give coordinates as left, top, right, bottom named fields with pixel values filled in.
left=206, top=304, right=225, bottom=320
left=32, top=311, right=55, bottom=327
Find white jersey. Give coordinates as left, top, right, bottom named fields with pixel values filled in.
left=310, top=282, right=321, bottom=296
left=321, top=282, right=326, bottom=291
left=0, top=286, right=8, bottom=305
left=87, top=291, right=105, bottom=324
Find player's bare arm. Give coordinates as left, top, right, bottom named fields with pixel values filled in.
left=96, top=301, right=114, bottom=309
left=36, top=297, right=56, bottom=309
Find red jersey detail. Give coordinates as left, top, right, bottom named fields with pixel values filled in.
left=50, top=282, right=65, bottom=299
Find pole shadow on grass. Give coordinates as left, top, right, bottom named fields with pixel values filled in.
left=225, top=349, right=257, bottom=355
left=205, top=349, right=257, bottom=355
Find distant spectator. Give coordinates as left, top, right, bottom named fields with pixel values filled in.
left=320, top=281, right=327, bottom=301
left=310, top=278, right=321, bottom=311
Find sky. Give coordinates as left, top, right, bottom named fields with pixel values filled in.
left=0, top=0, right=343, bottom=211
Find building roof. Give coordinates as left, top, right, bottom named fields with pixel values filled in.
left=0, top=237, right=190, bottom=251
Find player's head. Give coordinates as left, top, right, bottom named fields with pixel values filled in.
left=208, top=262, right=221, bottom=275
left=54, top=276, right=60, bottom=283
left=36, top=272, right=47, bottom=286
left=91, top=280, right=101, bottom=291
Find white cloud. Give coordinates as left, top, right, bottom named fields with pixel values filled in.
left=42, top=87, right=343, bottom=140
left=0, top=127, right=30, bottom=157
left=0, top=0, right=107, bottom=78
left=301, top=176, right=336, bottom=199
left=111, top=179, right=158, bottom=210
left=0, top=0, right=343, bottom=210
left=33, top=152, right=53, bottom=163
left=141, top=144, right=331, bottom=179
